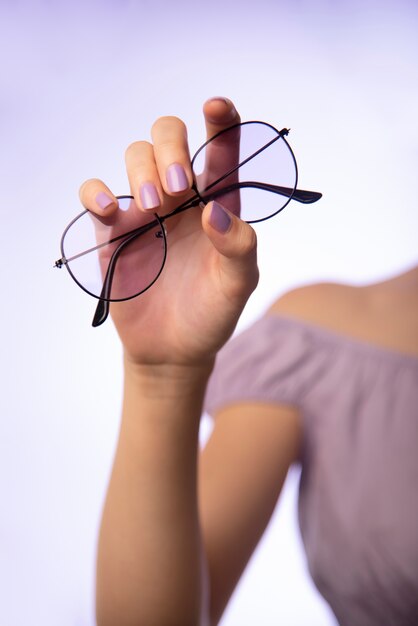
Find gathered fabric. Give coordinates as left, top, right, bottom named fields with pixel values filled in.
left=205, top=313, right=418, bottom=626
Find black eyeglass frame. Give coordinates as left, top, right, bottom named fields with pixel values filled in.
left=55, top=121, right=322, bottom=327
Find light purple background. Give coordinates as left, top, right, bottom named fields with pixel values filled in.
left=1, top=1, right=417, bottom=624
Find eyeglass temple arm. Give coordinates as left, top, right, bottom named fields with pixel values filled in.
left=91, top=180, right=322, bottom=325
left=92, top=253, right=120, bottom=328
left=92, top=225, right=155, bottom=327
left=165, top=182, right=322, bottom=223
left=92, top=281, right=111, bottom=328
left=202, top=182, right=322, bottom=204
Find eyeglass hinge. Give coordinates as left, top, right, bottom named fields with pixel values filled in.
left=53, top=257, right=66, bottom=269
left=155, top=224, right=167, bottom=239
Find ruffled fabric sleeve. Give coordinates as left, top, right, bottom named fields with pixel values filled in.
left=204, top=313, right=333, bottom=416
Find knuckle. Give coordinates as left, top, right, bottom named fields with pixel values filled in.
left=237, top=267, right=259, bottom=301
left=249, top=264, right=260, bottom=291
left=225, top=258, right=259, bottom=304
left=236, top=223, right=257, bottom=257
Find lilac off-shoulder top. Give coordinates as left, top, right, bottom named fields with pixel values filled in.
left=204, top=314, right=418, bottom=626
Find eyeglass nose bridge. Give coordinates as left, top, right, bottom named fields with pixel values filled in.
left=91, top=214, right=167, bottom=327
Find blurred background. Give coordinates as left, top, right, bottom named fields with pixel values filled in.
left=1, top=0, right=417, bottom=624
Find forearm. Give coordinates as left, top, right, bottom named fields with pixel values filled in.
left=96, top=358, right=214, bottom=626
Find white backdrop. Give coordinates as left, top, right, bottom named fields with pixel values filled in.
left=1, top=1, right=417, bottom=624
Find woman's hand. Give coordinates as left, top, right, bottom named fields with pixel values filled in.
left=79, top=98, right=259, bottom=370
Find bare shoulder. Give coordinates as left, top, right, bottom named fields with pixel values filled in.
left=268, top=272, right=418, bottom=357
left=269, top=281, right=362, bottom=326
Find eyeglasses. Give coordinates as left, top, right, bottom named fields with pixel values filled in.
left=54, top=121, right=322, bottom=327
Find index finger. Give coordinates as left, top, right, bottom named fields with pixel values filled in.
left=201, top=97, right=241, bottom=187
left=198, top=97, right=242, bottom=215
left=203, top=97, right=240, bottom=141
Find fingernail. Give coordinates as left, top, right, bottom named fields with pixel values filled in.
left=166, top=163, right=188, bottom=193
left=209, top=201, right=232, bottom=233
left=140, top=182, right=160, bottom=210
left=96, top=191, right=115, bottom=211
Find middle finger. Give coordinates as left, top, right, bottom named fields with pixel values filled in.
left=151, top=116, right=193, bottom=200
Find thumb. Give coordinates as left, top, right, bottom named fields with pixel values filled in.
left=202, top=201, right=259, bottom=298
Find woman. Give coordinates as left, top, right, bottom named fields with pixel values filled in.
left=79, top=97, right=418, bottom=625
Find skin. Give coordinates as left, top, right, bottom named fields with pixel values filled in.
left=271, top=267, right=418, bottom=358
left=80, top=98, right=418, bottom=626
left=81, top=97, right=260, bottom=626
left=79, top=98, right=257, bottom=367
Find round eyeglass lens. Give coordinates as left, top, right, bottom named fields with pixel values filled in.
left=61, top=196, right=167, bottom=301
left=192, top=121, right=297, bottom=223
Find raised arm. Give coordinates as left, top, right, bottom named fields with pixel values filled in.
left=80, top=98, right=260, bottom=625
left=82, top=97, right=305, bottom=626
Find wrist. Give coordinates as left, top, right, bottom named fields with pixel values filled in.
left=123, top=353, right=215, bottom=401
